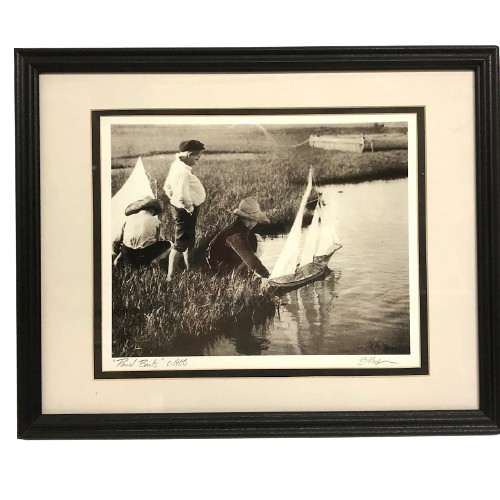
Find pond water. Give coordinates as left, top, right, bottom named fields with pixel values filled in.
left=206, top=178, right=410, bottom=356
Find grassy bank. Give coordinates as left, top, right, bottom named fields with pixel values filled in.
left=113, top=265, right=275, bottom=357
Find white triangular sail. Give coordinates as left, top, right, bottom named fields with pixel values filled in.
left=111, top=157, right=154, bottom=243
left=298, top=202, right=321, bottom=266
left=316, top=201, right=341, bottom=257
left=269, top=168, right=313, bottom=279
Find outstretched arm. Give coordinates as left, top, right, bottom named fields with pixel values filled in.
left=226, top=233, right=270, bottom=278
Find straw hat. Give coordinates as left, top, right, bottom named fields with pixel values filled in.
left=125, top=197, right=163, bottom=216
left=233, top=197, right=270, bottom=224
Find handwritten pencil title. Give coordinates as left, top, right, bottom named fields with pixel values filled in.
left=113, top=358, right=188, bottom=369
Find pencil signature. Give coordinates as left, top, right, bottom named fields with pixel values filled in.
left=357, top=356, right=399, bottom=366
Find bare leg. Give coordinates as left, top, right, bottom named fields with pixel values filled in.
left=183, top=249, right=191, bottom=271
left=167, top=248, right=182, bottom=280
left=113, top=252, right=122, bottom=267
left=151, top=247, right=171, bottom=267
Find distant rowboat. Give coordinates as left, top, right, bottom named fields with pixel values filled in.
left=309, top=134, right=365, bottom=153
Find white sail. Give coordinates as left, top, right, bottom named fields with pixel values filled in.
left=316, top=202, right=341, bottom=257
left=269, top=168, right=313, bottom=279
left=111, top=157, right=154, bottom=243
left=298, top=202, right=321, bottom=266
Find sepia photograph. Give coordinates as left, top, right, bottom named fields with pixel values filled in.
left=94, top=109, right=426, bottom=376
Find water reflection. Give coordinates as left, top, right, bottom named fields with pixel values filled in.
left=220, top=318, right=272, bottom=355
left=273, top=270, right=339, bottom=355
left=192, top=298, right=276, bottom=356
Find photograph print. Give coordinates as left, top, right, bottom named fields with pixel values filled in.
left=93, top=108, right=427, bottom=378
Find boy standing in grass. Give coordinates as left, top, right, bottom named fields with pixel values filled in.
left=164, top=140, right=206, bottom=280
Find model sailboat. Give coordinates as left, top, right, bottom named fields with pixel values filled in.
left=268, top=168, right=342, bottom=290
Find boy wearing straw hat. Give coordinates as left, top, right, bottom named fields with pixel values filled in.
left=113, top=197, right=172, bottom=267
left=163, top=140, right=206, bottom=280
left=206, top=197, right=271, bottom=279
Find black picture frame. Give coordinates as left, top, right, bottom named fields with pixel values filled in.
left=16, top=46, right=500, bottom=439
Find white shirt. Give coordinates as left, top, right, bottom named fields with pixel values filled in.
left=163, top=155, right=206, bottom=212
left=122, top=211, right=160, bottom=249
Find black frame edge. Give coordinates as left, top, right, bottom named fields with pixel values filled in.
left=476, top=47, right=500, bottom=429
left=19, top=410, right=499, bottom=440
left=13, top=46, right=500, bottom=73
left=16, top=50, right=42, bottom=438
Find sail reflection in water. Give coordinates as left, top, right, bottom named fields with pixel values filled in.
left=272, top=274, right=340, bottom=355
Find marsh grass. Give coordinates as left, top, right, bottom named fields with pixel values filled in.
left=112, top=264, right=276, bottom=357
